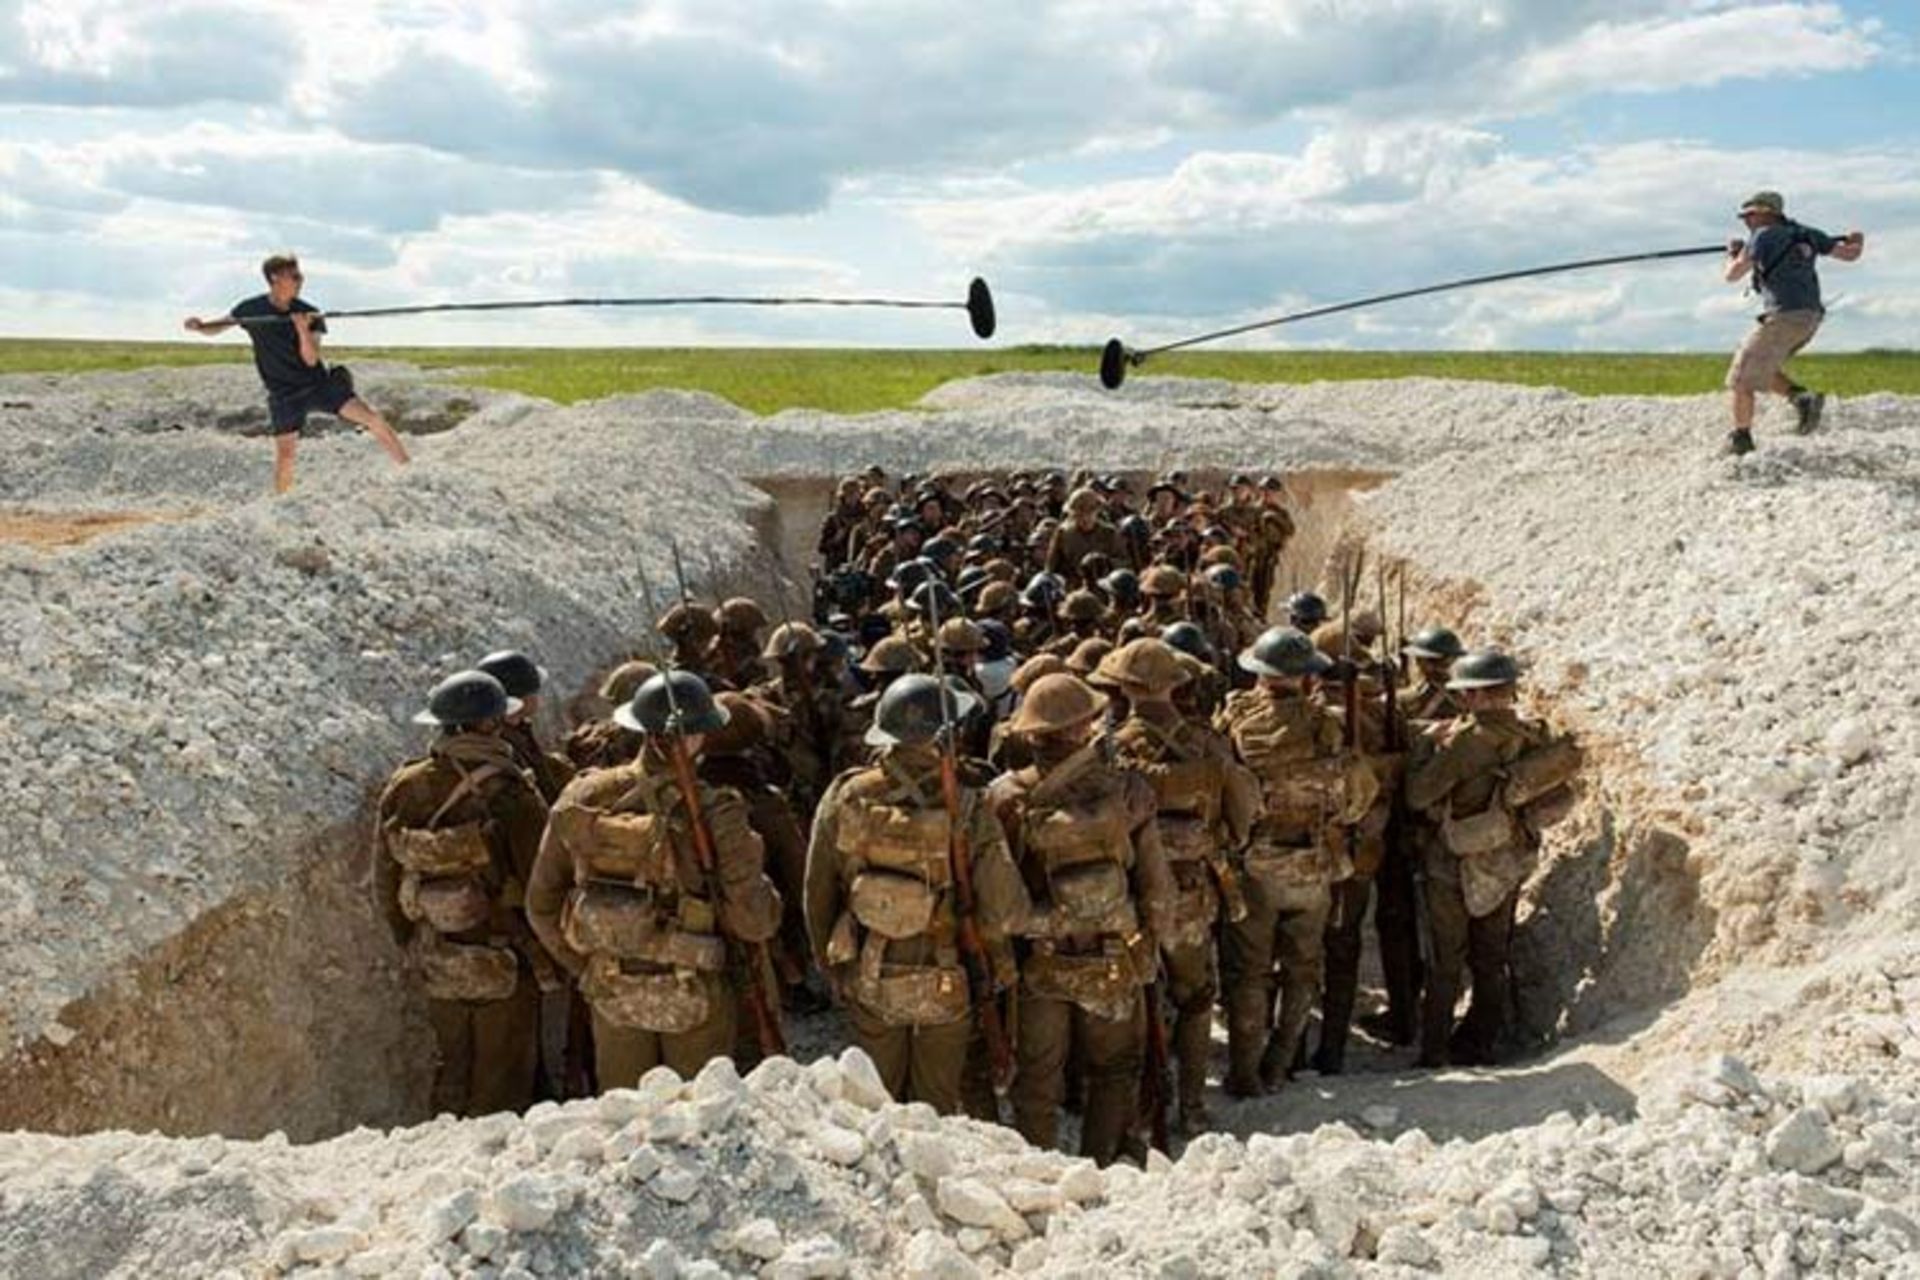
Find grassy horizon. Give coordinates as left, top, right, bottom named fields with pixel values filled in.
left=2, top=338, right=1915, bottom=416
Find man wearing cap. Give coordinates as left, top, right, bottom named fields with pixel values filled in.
left=565, top=659, right=657, bottom=771
left=712, top=599, right=772, bottom=691
left=750, top=622, right=842, bottom=826
left=806, top=674, right=1032, bottom=1116
left=1250, top=477, right=1297, bottom=618
left=1405, top=650, right=1580, bottom=1067
left=991, top=672, right=1176, bottom=1165
left=526, top=671, right=784, bottom=1086
left=1216, top=628, right=1379, bottom=1095
left=1722, top=190, right=1865, bottom=455
left=1043, top=488, right=1128, bottom=581
left=1100, top=639, right=1258, bottom=1135
left=373, top=671, right=551, bottom=1116
left=818, top=478, right=868, bottom=572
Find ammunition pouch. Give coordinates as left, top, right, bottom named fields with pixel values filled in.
left=581, top=955, right=714, bottom=1034
left=399, top=873, right=492, bottom=935
left=838, top=801, right=954, bottom=877
left=1441, top=795, right=1518, bottom=858
left=1145, top=758, right=1219, bottom=825
left=1243, top=837, right=1346, bottom=893
left=1257, top=756, right=1345, bottom=828
left=1520, top=784, right=1577, bottom=834
left=1024, top=937, right=1147, bottom=1022
left=848, top=869, right=940, bottom=941
left=583, top=811, right=673, bottom=885
left=854, top=964, right=971, bottom=1028
left=387, top=820, right=493, bottom=877
left=1164, top=859, right=1220, bottom=950
left=1046, top=860, right=1131, bottom=926
left=411, top=932, right=519, bottom=1003
left=563, top=882, right=726, bottom=969
left=1156, top=814, right=1215, bottom=864
left=1505, top=739, right=1583, bottom=809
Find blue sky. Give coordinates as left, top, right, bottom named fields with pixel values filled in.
left=1, top=0, right=1914, bottom=351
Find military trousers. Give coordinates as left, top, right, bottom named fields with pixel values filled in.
left=1420, top=870, right=1518, bottom=1066
left=1220, top=877, right=1331, bottom=1092
left=848, top=1003, right=973, bottom=1115
left=592, top=986, right=740, bottom=1088
left=1373, top=827, right=1426, bottom=1043
left=426, top=978, right=540, bottom=1117
left=1013, top=991, right=1145, bottom=1167
left=1317, top=874, right=1373, bottom=1068
left=1161, top=939, right=1216, bottom=1116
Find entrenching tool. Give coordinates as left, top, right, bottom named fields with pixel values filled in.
left=1098, top=245, right=1726, bottom=388
left=224, top=278, right=998, bottom=341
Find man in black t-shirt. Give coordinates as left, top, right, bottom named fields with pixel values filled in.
left=184, top=253, right=410, bottom=493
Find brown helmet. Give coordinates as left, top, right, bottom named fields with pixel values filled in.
left=863, top=486, right=892, bottom=510
left=715, top=597, right=769, bottom=638
left=977, top=580, right=1019, bottom=615
left=762, top=621, right=823, bottom=660
left=702, top=692, right=770, bottom=756
left=1200, top=545, right=1242, bottom=570
left=598, top=659, right=659, bottom=705
left=1171, top=650, right=1214, bottom=689
left=1140, top=564, right=1187, bottom=598
left=1066, top=636, right=1115, bottom=676
left=1008, top=672, right=1108, bottom=736
left=1065, top=487, right=1104, bottom=516
left=936, top=616, right=986, bottom=653
left=659, top=602, right=718, bottom=646
left=982, top=558, right=1021, bottom=584
left=1009, top=653, right=1069, bottom=696
left=1311, top=610, right=1383, bottom=659
left=858, top=634, right=922, bottom=676
left=1061, top=589, right=1105, bottom=623
left=1094, top=637, right=1191, bottom=695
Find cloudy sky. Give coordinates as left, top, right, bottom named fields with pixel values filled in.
left=1, top=0, right=1913, bottom=351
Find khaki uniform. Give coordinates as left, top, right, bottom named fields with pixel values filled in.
left=991, top=746, right=1175, bottom=1165
left=701, top=748, right=813, bottom=1005
left=806, top=750, right=1031, bottom=1115
left=1215, top=689, right=1378, bottom=1092
left=525, top=751, right=783, bottom=1087
left=1372, top=676, right=1463, bottom=1043
left=565, top=718, right=642, bottom=772
left=1250, top=506, right=1296, bottom=617
left=373, top=734, right=551, bottom=1116
left=503, top=720, right=577, bottom=806
left=750, top=674, right=845, bottom=824
left=1109, top=711, right=1257, bottom=1127
left=1314, top=683, right=1402, bottom=1069
left=1405, top=709, right=1576, bottom=1065
left=1043, top=522, right=1128, bottom=581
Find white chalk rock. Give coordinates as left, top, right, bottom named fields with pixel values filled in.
left=1705, top=1054, right=1765, bottom=1098
left=807, top=1056, right=847, bottom=1101
left=812, top=1124, right=868, bottom=1167
left=594, top=1088, right=655, bottom=1125
left=625, top=1145, right=664, bottom=1184
left=1766, top=1107, right=1844, bottom=1174
left=904, top=1229, right=983, bottom=1280
left=899, top=1131, right=959, bottom=1180
left=1002, top=1178, right=1064, bottom=1215
left=1825, top=718, right=1875, bottom=765
left=639, top=1238, right=685, bottom=1280
left=419, top=1188, right=481, bottom=1241
left=1803, top=1074, right=1864, bottom=1118
left=647, top=1103, right=701, bottom=1145
left=460, top=1221, right=508, bottom=1262
left=769, top=1234, right=851, bottom=1279
left=1375, top=1224, right=1437, bottom=1268
left=286, top=1225, right=367, bottom=1265
left=838, top=1046, right=894, bottom=1109
left=937, top=1176, right=1031, bottom=1240
left=747, top=1055, right=805, bottom=1093
left=730, top=1217, right=785, bottom=1261
left=489, top=1174, right=560, bottom=1232
left=650, top=1164, right=703, bottom=1203
left=1059, top=1162, right=1106, bottom=1204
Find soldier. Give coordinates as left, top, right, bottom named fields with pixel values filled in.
left=1405, top=651, right=1580, bottom=1067
left=752, top=621, right=842, bottom=824
left=1100, top=640, right=1258, bottom=1135
left=1216, top=628, right=1378, bottom=1094
left=1285, top=592, right=1328, bottom=635
left=1139, top=564, right=1188, bottom=628
left=565, top=659, right=656, bottom=771
left=526, top=672, right=784, bottom=1085
left=659, top=601, right=721, bottom=681
left=843, top=635, right=923, bottom=763
left=1250, top=477, right=1297, bottom=617
left=806, top=675, right=1032, bottom=1114
left=1043, top=488, right=1128, bottom=579
left=1401, top=626, right=1467, bottom=722
left=478, top=650, right=577, bottom=806
left=991, top=673, right=1175, bottom=1165
left=1044, top=590, right=1109, bottom=658
left=373, top=671, right=550, bottom=1116
left=712, top=598, right=772, bottom=691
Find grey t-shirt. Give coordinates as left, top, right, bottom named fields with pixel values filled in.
left=1746, top=221, right=1837, bottom=315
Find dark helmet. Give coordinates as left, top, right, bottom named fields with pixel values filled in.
left=978, top=619, right=1015, bottom=663
left=1077, top=552, right=1113, bottom=582
left=858, top=614, right=893, bottom=650
left=1200, top=525, right=1232, bottom=544
left=1119, top=513, right=1151, bottom=542
left=1448, top=649, right=1522, bottom=690
left=616, top=670, right=730, bottom=736
left=818, top=630, right=853, bottom=667
left=476, top=649, right=546, bottom=699
left=1101, top=568, right=1141, bottom=607
left=888, top=557, right=936, bottom=594
left=1404, top=626, right=1465, bottom=661
left=866, top=673, right=980, bottom=748
left=1238, top=626, right=1334, bottom=678
left=1021, top=572, right=1066, bottom=609
left=1227, top=471, right=1255, bottom=489
left=1062, top=589, right=1105, bottom=623
left=1286, top=591, right=1329, bottom=630
left=1204, top=564, right=1243, bottom=593
left=922, top=536, right=961, bottom=565
left=908, top=580, right=963, bottom=620
left=966, top=533, right=1001, bottom=557
left=413, top=670, right=518, bottom=727
left=1160, top=621, right=1213, bottom=662
left=955, top=565, right=990, bottom=597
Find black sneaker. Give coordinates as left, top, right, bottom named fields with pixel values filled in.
left=1791, top=391, right=1826, bottom=435
left=1724, top=428, right=1755, bottom=456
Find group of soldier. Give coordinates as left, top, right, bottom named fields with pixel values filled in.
left=374, top=466, right=1583, bottom=1166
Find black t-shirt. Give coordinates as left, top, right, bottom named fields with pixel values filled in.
left=230, top=294, right=329, bottom=397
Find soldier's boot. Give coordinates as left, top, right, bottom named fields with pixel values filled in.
left=1791, top=388, right=1826, bottom=435
left=1262, top=970, right=1319, bottom=1091
left=1723, top=428, right=1756, bottom=456
left=1224, top=982, right=1272, bottom=1098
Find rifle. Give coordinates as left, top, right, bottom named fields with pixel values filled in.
left=664, top=540, right=787, bottom=1058
left=1141, top=981, right=1173, bottom=1152
left=925, top=583, right=1016, bottom=1093
left=1334, top=550, right=1365, bottom=934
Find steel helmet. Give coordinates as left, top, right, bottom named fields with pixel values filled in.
left=615, top=670, right=730, bottom=736
left=1238, top=626, right=1334, bottom=678
left=1006, top=672, right=1108, bottom=736
left=867, top=673, right=980, bottom=748
left=414, top=670, right=518, bottom=727
left=1404, top=626, right=1465, bottom=661
left=1447, top=649, right=1522, bottom=690
left=1285, top=591, right=1329, bottom=630
left=477, top=650, right=546, bottom=699
left=1160, top=621, right=1214, bottom=662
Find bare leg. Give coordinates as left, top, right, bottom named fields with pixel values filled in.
left=273, top=434, right=299, bottom=495
left=337, top=398, right=411, bottom=467
left=1769, top=371, right=1795, bottom=397
left=1730, top=387, right=1757, bottom=430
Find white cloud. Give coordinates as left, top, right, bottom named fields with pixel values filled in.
left=0, top=0, right=300, bottom=107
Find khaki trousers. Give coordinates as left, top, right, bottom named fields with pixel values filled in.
left=426, top=978, right=540, bottom=1117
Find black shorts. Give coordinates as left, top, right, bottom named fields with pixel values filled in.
left=266, top=366, right=357, bottom=434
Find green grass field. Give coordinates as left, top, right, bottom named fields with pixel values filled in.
left=1, top=339, right=1914, bottom=416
